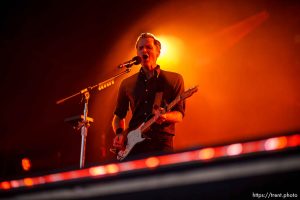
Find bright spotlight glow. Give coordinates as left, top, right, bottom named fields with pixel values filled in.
left=198, top=148, right=215, bottom=160
left=89, top=166, right=106, bottom=176
left=156, top=35, right=184, bottom=71
left=226, top=143, right=243, bottom=156
left=264, top=137, right=287, bottom=151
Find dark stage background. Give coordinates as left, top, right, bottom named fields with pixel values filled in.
left=1, top=0, right=300, bottom=179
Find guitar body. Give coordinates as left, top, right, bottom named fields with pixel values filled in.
left=117, top=128, right=145, bottom=161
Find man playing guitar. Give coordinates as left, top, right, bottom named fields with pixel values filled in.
left=112, top=32, right=185, bottom=160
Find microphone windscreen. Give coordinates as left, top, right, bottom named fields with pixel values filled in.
left=132, top=56, right=142, bottom=65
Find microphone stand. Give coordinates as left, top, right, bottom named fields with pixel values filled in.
left=56, top=68, right=132, bottom=169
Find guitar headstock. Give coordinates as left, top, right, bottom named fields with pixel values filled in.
left=180, top=85, right=198, bottom=100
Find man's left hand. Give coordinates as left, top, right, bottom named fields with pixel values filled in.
left=154, top=108, right=167, bottom=124
left=155, top=112, right=167, bottom=124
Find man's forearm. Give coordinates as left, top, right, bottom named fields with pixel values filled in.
left=112, top=115, right=126, bottom=134
left=163, top=111, right=183, bottom=123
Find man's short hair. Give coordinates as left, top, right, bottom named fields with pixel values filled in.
left=135, top=32, right=161, bottom=51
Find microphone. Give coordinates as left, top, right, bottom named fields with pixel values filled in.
left=118, top=56, right=142, bottom=68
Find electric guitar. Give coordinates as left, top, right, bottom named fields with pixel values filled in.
left=113, top=86, right=198, bottom=161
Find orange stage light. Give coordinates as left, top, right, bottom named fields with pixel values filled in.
left=145, top=157, right=160, bottom=168
left=198, top=148, right=215, bottom=160
left=23, top=178, right=34, bottom=186
left=89, top=166, right=106, bottom=176
left=106, top=164, right=119, bottom=174
left=21, top=158, right=31, bottom=171
left=1, top=181, right=11, bottom=190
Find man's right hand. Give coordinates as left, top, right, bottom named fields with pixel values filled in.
left=113, top=134, right=125, bottom=150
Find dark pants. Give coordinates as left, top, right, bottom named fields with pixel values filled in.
left=127, top=132, right=174, bottom=160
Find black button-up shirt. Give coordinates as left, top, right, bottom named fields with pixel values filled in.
left=114, top=65, right=185, bottom=136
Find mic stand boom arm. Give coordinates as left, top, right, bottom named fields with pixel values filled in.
left=56, top=68, right=132, bottom=169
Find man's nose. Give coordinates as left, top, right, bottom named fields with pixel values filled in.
left=141, top=47, right=147, bottom=53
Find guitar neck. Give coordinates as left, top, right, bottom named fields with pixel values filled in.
left=140, top=116, right=157, bottom=133
left=166, top=96, right=181, bottom=112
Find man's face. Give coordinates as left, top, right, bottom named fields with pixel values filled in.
left=136, top=37, right=160, bottom=71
